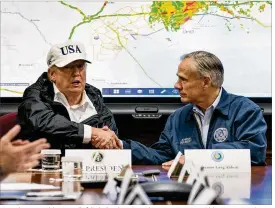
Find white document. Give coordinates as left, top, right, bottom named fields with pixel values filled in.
left=20, top=191, right=82, bottom=201
left=185, top=149, right=251, bottom=173
left=0, top=183, right=59, bottom=191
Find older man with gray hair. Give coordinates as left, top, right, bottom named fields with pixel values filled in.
left=121, top=51, right=267, bottom=165
left=18, top=40, right=122, bottom=153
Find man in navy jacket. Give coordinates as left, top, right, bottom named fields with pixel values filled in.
left=121, top=51, right=267, bottom=165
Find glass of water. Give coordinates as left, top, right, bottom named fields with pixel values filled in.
left=41, top=149, right=61, bottom=171
left=62, top=156, right=83, bottom=179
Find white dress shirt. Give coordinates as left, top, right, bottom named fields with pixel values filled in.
left=192, top=89, right=222, bottom=147
left=53, top=84, right=97, bottom=144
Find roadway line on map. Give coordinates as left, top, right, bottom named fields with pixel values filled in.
left=130, top=28, right=164, bottom=40
left=215, top=1, right=271, bottom=7
left=198, top=14, right=206, bottom=23
left=196, top=13, right=271, bottom=28
left=87, top=1, right=108, bottom=20
left=1, top=11, right=51, bottom=45
left=107, top=25, right=162, bottom=88
left=0, top=88, right=23, bottom=95
left=59, top=1, right=86, bottom=19
left=64, top=1, right=271, bottom=39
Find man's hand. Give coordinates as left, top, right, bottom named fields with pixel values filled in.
left=91, top=127, right=122, bottom=149
left=161, top=155, right=185, bottom=171
left=0, top=125, right=50, bottom=176
left=102, top=126, right=122, bottom=149
left=11, top=139, right=30, bottom=146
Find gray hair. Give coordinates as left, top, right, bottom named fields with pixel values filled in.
left=180, top=51, right=224, bottom=88
left=47, top=65, right=57, bottom=83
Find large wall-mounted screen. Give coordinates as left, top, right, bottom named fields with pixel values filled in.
left=1, top=0, right=271, bottom=98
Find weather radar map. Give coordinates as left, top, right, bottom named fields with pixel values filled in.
left=1, top=0, right=272, bottom=97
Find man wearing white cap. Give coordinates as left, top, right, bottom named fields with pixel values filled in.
left=18, top=40, right=122, bottom=153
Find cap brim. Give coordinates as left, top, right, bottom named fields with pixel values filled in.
left=53, top=54, right=91, bottom=68
left=55, top=59, right=91, bottom=68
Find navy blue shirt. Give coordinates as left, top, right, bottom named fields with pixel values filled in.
left=123, top=88, right=267, bottom=165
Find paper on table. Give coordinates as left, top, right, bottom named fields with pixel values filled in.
left=20, top=191, right=82, bottom=201
left=0, top=183, right=60, bottom=191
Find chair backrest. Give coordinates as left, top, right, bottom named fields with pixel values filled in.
left=0, top=112, right=18, bottom=138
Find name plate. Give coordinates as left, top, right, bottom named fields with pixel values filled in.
left=184, top=149, right=251, bottom=173
left=65, top=149, right=131, bottom=174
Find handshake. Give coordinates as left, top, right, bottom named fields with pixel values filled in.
left=91, top=126, right=122, bottom=149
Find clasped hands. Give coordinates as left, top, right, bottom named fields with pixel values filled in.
left=91, top=126, right=122, bottom=149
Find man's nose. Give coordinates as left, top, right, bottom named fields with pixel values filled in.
left=71, top=67, right=81, bottom=75
left=174, top=81, right=181, bottom=89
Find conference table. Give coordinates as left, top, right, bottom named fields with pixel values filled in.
left=1, top=161, right=272, bottom=205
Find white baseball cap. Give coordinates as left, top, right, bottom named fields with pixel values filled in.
left=47, top=40, right=91, bottom=68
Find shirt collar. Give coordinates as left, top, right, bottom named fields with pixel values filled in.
left=212, top=88, right=222, bottom=109
left=53, top=83, right=91, bottom=108
left=53, top=83, right=60, bottom=94
left=53, top=83, right=67, bottom=105
left=193, top=88, right=222, bottom=115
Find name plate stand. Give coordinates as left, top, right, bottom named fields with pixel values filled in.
left=66, top=149, right=132, bottom=174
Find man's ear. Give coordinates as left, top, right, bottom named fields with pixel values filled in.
left=202, top=76, right=211, bottom=89
left=48, top=68, right=56, bottom=82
